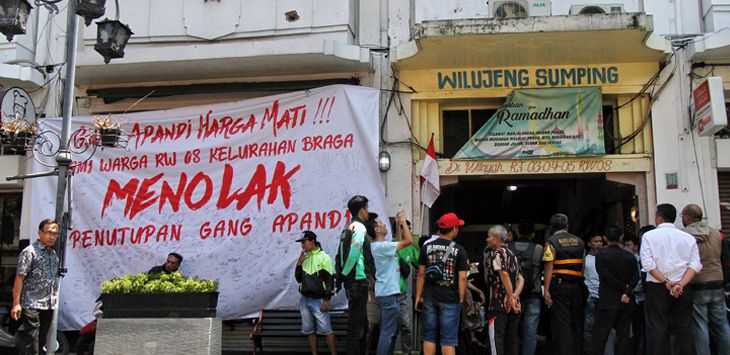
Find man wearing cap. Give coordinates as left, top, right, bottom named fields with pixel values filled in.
left=542, top=213, right=585, bottom=355
left=295, top=230, right=337, bottom=355
left=416, top=213, right=469, bottom=355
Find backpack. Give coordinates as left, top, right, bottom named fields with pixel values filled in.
left=507, top=241, right=537, bottom=296
left=334, top=221, right=374, bottom=292
left=424, top=241, right=456, bottom=284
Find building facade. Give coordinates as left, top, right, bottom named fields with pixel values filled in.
left=0, top=0, right=728, bottom=336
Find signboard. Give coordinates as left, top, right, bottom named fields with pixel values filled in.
left=693, top=77, right=728, bottom=137
left=27, top=85, right=385, bottom=329
left=0, top=86, right=37, bottom=124
left=454, top=87, right=604, bottom=159
left=418, top=155, right=651, bottom=176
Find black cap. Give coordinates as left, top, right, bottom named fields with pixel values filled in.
left=295, top=230, right=317, bottom=242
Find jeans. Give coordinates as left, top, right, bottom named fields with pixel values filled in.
left=299, top=296, right=333, bottom=335
left=345, top=280, right=369, bottom=355
left=398, top=294, right=413, bottom=354
left=421, top=299, right=461, bottom=347
left=583, top=296, right=598, bottom=355
left=692, top=288, right=730, bottom=355
left=520, top=296, right=541, bottom=355
left=377, top=294, right=401, bottom=355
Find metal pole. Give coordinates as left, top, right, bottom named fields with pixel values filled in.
left=47, top=1, right=79, bottom=353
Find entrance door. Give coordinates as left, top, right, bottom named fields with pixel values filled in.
left=429, top=176, right=637, bottom=262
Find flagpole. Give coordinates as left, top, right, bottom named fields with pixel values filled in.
left=419, top=201, right=426, bottom=238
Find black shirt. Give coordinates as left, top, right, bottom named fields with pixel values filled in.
left=418, top=237, right=469, bottom=303
left=596, top=244, right=639, bottom=310
left=147, top=265, right=170, bottom=275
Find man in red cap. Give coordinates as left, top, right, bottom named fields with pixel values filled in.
left=415, top=213, right=469, bottom=355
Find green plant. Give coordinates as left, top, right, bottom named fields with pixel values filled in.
left=100, top=272, right=218, bottom=294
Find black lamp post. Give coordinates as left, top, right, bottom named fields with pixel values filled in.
left=0, top=0, right=32, bottom=41
left=1, top=1, right=132, bottom=354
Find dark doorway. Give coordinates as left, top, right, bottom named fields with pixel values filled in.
left=428, top=175, right=636, bottom=263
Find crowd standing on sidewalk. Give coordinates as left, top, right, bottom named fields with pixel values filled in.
left=284, top=197, right=730, bottom=355
left=15, top=197, right=730, bottom=355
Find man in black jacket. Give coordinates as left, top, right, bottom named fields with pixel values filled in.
left=591, top=224, right=639, bottom=355
left=147, top=252, right=183, bottom=274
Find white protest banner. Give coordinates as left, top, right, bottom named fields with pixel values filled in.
left=27, top=85, right=384, bottom=329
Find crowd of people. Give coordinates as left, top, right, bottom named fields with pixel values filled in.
left=293, top=196, right=730, bottom=355
left=9, top=198, right=729, bottom=355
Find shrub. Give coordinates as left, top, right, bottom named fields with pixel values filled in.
left=100, top=272, right=218, bottom=294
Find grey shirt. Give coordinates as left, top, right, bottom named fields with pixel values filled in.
left=16, top=241, right=59, bottom=310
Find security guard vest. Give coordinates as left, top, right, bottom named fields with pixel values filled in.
left=547, top=231, right=585, bottom=280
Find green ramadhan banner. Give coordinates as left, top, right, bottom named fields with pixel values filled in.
left=454, top=87, right=604, bottom=159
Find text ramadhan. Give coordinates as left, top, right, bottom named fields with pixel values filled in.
left=101, top=161, right=301, bottom=220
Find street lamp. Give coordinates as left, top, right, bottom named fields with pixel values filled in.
left=1, top=1, right=132, bottom=354
left=0, top=0, right=131, bottom=64
left=76, top=0, right=105, bottom=26
left=0, top=0, right=32, bottom=41
left=94, top=18, right=132, bottom=64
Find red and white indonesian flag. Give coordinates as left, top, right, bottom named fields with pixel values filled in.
left=419, top=134, right=440, bottom=207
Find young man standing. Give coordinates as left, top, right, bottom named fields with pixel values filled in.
left=337, top=195, right=373, bottom=354
left=370, top=211, right=413, bottom=355
left=583, top=233, right=604, bottom=355
left=395, top=219, right=419, bottom=355
left=507, top=220, right=543, bottom=355
left=542, top=213, right=585, bottom=355
left=591, top=224, right=639, bottom=355
left=640, top=204, right=701, bottom=355
left=482, top=224, right=523, bottom=355
left=12, top=218, right=60, bottom=355
left=295, top=231, right=336, bottom=355
left=416, top=213, right=469, bottom=355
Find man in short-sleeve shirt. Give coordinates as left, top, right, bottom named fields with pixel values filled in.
left=370, top=212, right=413, bottom=355
left=12, top=219, right=60, bottom=355
left=416, top=213, right=469, bottom=355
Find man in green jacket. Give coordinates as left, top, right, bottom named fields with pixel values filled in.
left=295, top=230, right=336, bottom=355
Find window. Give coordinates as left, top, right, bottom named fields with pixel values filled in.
left=0, top=193, right=23, bottom=303
left=442, top=108, right=498, bottom=158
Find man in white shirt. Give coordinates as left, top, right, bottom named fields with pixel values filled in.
left=640, top=203, right=702, bottom=355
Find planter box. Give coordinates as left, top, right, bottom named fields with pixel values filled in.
left=100, top=292, right=218, bottom=318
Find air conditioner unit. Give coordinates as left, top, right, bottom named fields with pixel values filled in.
left=569, top=4, right=625, bottom=15
left=492, top=1, right=551, bottom=19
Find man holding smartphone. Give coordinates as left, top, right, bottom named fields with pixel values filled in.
left=295, top=230, right=336, bottom=355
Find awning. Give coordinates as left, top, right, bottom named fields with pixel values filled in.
left=75, top=39, right=372, bottom=85
left=391, top=14, right=666, bottom=69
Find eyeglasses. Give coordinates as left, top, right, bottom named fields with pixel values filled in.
left=43, top=231, right=59, bottom=236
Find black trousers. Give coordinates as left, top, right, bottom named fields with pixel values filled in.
left=549, top=278, right=585, bottom=355
left=486, top=311, right=519, bottom=355
left=591, top=307, right=633, bottom=355
left=645, top=282, right=695, bottom=355
left=15, top=308, right=53, bottom=355
left=345, top=279, right=369, bottom=355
